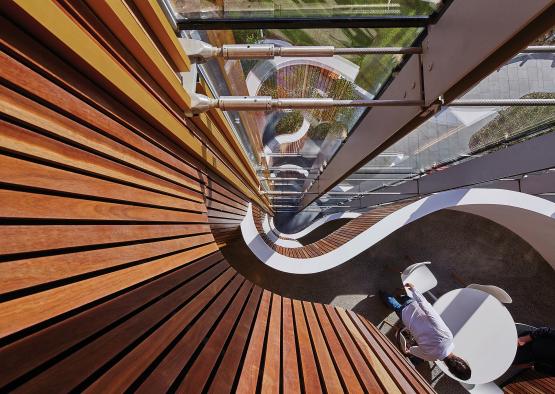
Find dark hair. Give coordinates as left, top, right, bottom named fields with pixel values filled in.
left=444, top=354, right=471, bottom=380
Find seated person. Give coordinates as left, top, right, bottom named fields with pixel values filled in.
left=380, top=283, right=471, bottom=381
left=513, top=326, right=555, bottom=375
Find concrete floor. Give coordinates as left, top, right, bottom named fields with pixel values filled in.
left=222, top=209, right=555, bottom=393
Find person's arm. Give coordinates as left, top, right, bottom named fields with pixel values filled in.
left=404, top=283, right=428, bottom=304
left=518, top=327, right=555, bottom=346
left=530, top=327, right=555, bottom=339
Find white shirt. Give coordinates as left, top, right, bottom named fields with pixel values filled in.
left=402, top=288, right=455, bottom=361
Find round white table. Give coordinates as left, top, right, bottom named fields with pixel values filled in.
left=433, top=288, right=517, bottom=385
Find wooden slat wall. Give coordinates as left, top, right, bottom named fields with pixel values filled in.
left=0, top=1, right=434, bottom=393
left=203, top=173, right=250, bottom=247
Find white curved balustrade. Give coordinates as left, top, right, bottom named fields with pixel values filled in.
left=241, top=189, right=555, bottom=274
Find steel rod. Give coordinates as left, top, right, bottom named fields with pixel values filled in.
left=261, top=153, right=318, bottom=158
left=449, top=99, right=555, bottom=106
left=521, top=46, right=555, bottom=53
left=177, top=16, right=431, bottom=30
left=189, top=95, right=555, bottom=115
left=334, top=47, right=422, bottom=55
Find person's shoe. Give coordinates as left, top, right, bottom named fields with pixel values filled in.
left=378, top=290, right=396, bottom=309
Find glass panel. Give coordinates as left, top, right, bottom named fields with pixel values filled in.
left=314, top=50, right=555, bottom=211
left=169, top=0, right=441, bottom=19
left=186, top=26, right=423, bottom=204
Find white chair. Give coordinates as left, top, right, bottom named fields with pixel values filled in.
left=401, top=262, right=438, bottom=300
left=398, top=327, right=410, bottom=355
left=466, top=284, right=512, bottom=304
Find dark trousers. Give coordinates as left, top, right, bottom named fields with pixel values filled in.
left=514, top=333, right=555, bottom=375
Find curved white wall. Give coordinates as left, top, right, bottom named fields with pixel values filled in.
left=241, top=189, right=555, bottom=274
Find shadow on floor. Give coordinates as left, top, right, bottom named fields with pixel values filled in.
left=223, top=209, right=555, bottom=393
left=224, top=209, right=555, bottom=327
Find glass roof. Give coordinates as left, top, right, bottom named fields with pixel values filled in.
left=165, top=1, right=553, bottom=214
left=186, top=25, right=424, bottom=201
left=312, top=49, right=555, bottom=212
left=169, top=0, right=441, bottom=19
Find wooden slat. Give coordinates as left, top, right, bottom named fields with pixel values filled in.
left=356, top=313, right=435, bottom=393
left=12, top=266, right=235, bottom=393
left=0, top=84, right=201, bottom=194
left=302, top=301, right=344, bottom=393
left=292, top=299, right=322, bottom=394
left=0, top=17, right=202, bottom=184
left=281, top=298, right=301, bottom=393
left=0, top=243, right=219, bottom=338
left=134, top=274, right=245, bottom=392
left=324, top=304, right=385, bottom=393
left=206, top=199, right=247, bottom=216
left=314, top=303, right=364, bottom=394
left=0, top=47, right=202, bottom=184
left=261, top=294, right=282, bottom=393
left=348, top=310, right=422, bottom=393
left=0, top=189, right=208, bottom=223
left=335, top=308, right=402, bottom=394
left=235, top=290, right=272, bottom=393
left=0, top=234, right=214, bottom=295
left=0, top=120, right=203, bottom=202
left=0, top=153, right=205, bottom=212
left=0, top=253, right=225, bottom=388
left=0, top=224, right=210, bottom=256
left=208, top=286, right=263, bottom=393
left=176, top=282, right=255, bottom=393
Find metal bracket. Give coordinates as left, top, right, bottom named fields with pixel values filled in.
left=178, top=38, right=221, bottom=63
left=179, top=56, right=219, bottom=117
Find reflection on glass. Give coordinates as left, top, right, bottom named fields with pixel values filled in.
left=315, top=51, right=555, bottom=211
left=188, top=26, right=422, bottom=204
left=169, top=0, right=440, bottom=19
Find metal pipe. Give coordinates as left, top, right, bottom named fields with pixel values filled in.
left=327, top=192, right=415, bottom=195
left=449, top=99, right=555, bottom=106
left=263, top=191, right=318, bottom=194
left=177, top=16, right=430, bottom=31
left=521, top=46, right=555, bottom=53
left=261, top=153, right=318, bottom=158
left=261, top=177, right=315, bottom=181
left=187, top=94, right=555, bottom=116
left=334, top=47, right=422, bottom=55
left=271, top=205, right=346, bottom=208
left=187, top=95, right=425, bottom=114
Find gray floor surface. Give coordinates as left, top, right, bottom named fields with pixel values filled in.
left=222, top=209, right=555, bottom=393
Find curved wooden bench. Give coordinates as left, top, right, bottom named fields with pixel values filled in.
left=0, top=251, right=434, bottom=394
left=0, top=14, right=433, bottom=393
left=503, top=369, right=555, bottom=393
left=253, top=199, right=417, bottom=258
